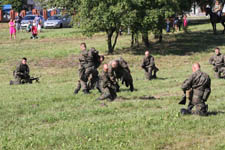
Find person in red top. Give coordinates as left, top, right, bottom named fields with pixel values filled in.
left=31, top=21, right=38, bottom=39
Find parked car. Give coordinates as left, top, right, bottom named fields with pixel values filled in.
left=21, top=15, right=45, bottom=29
left=44, top=15, right=72, bottom=29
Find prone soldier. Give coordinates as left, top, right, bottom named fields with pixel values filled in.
left=97, top=64, right=117, bottom=101
left=141, top=51, right=159, bottom=80
left=108, top=57, right=134, bottom=92
left=209, top=47, right=225, bottom=78
left=179, top=63, right=211, bottom=116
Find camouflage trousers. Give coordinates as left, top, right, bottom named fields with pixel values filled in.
left=213, top=66, right=225, bottom=78
left=186, top=90, right=208, bottom=116
left=10, top=75, right=31, bottom=85
left=145, top=66, right=159, bottom=80
left=98, top=87, right=117, bottom=101
left=75, top=66, right=99, bottom=93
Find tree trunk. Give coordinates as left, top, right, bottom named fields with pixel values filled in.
left=142, top=31, right=149, bottom=48
left=107, top=28, right=118, bottom=54
left=135, top=33, right=139, bottom=46
left=131, top=32, right=134, bottom=47
left=112, top=31, right=119, bottom=51
left=131, top=32, right=139, bottom=47
left=159, top=27, right=163, bottom=43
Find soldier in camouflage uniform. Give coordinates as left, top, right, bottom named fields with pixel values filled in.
left=108, top=57, right=134, bottom=92
left=97, top=64, right=117, bottom=101
left=87, top=48, right=104, bottom=91
left=10, top=58, right=31, bottom=85
left=74, top=43, right=103, bottom=94
left=181, top=63, right=211, bottom=116
left=141, top=51, right=159, bottom=80
left=209, top=48, right=225, bottom=78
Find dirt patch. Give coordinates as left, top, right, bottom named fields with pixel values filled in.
left=0, top=23, right=8, bottom=29
left=32, top=55, right=79, bottom=68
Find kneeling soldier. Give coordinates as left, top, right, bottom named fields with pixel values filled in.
left=141, top=51, right=159, bottom=80
left=180, top=63, right=211, bottom=116
left=209, top=47, right=225, bottom=78
left=97, top=64, right=117, bottom=101
left=10, top=58, right=31, bottom=85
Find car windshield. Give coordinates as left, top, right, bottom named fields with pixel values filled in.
left=48, top=16, right=61, bottom=20
left=23, top=16, right=35, bottom=20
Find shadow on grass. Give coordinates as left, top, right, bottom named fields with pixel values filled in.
left=116, top=95, right=157, bottom=101
left=207, top=111, right=225, bottom=116
left=115, top=29, right=225, bottom=56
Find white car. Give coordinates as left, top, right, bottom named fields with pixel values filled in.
left=21, top=15, right=45, bottom=29
left=44, top=15, right=72, bottom=29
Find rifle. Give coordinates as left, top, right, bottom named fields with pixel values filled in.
left=178, top=90, right=186, bottom=105
left=29, top=77, right=40, bottom=83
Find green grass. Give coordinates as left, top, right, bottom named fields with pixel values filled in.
left=0, top=22, right=225, bottom=150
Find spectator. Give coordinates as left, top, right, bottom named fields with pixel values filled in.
left=38, top=20, right=42, bottom=32
left=34, top=14, right=40, bottom=27
left=9, top=19, right=16, bottom=40
left=166, top=18, right=170, bottom=33
left=26, top=21, right=32, bottom=32
left=31, top=21, right=38, bottom=39
left=15, top=15, right=22, bottom=31
left=183, top=15, right=188, bottom=32
left=173, top=17, right=179, bottom=32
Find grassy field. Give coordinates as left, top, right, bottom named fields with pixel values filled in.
left=0, top=22, right=225, bottom=150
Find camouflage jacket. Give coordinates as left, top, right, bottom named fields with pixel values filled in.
left=15, top=63, right=30, bottom=76
left=182, top=70, right=211, bottom=93
left=209, top=53, right=225, bottom=67
left=79, top=49, right=100, bottom=69
left=141, top=55, right=155, bottom=69
left=100, top=71, right=115, bottom=89
left=79, top=49, right=89, bottom=69
left=108, top=57, right=130, bottom=81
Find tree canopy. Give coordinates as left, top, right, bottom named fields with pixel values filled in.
left=2, top=0, right=27, bottom=12
left=47, top=0, right=198, bottom=53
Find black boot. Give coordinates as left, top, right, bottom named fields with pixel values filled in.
left=115, top=84, right=120, bottom=92
left=74, top=88, right=80, bottom=94
left=10, top=80, right=13, bottom=85
left=152, top=74, right=157, bottom=79
left=130, top=83, right=134, bottom=92
left=82, top=89, right=90, bottom=94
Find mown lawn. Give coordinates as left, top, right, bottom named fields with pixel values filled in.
left=0, top=22, right=225, bottom=150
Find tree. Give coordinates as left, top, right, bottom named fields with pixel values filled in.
left=123, top=0, right=194, bottom=47
left=47, top=0, right=195, bottom=52
left=2, top=0, right=27, bottom=12
left=77, top=0, right=130, bottom=54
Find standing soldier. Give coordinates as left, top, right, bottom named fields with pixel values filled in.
left=74, top=43, right=90, bottom=94
left=141, top=51, right=159, bottom=80
left=10, top=58, right=31, bottom=85
left=180, top=63, right=211, bottom=116
left=74, top=43, right=103, bottom=94
left=87, top=48, right=104, bottom=91
left=97, top=64, right=117, bottom=101
left=108, top=57, right=134, bottom=92
left=209, top=47, right=225, bottom=78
